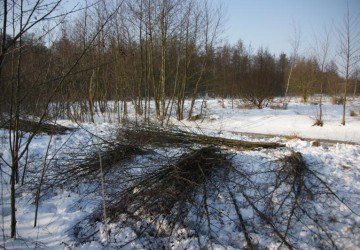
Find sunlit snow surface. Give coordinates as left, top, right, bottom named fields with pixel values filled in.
left=1, top=98, right=359, bottom=249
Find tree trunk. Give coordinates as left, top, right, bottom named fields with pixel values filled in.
left=10, top=158, right=17, bottom=238
left=89, top=69, right=96, bottom=123
left=159, top=5, right=166, bottom=119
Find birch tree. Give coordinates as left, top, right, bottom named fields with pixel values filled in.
left=283, top=23, right=301, bottom=109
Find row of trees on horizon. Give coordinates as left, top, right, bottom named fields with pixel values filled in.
left=1, top=0, right=359, bottom=123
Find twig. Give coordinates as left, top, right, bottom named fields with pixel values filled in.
left=239, top=188, right=293, bottom=249
left=227, top=185, right=254, bottom=250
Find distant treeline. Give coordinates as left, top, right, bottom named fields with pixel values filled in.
left=0, top=0, right=357, bottom=122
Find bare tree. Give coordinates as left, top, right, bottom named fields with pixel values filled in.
left=1, top=0, right=66, bottom=238
left=290, top=57, right=319, bottom=103
left=188, top=0, right=223, bottom=119
left=337, top=2, right=360, bottom=125
left=283, top=22, right=301, bottom=109
left=176, top=1, right=198, bottom=120
left=325, top=60, right=342, bottom=97
left=0, top=0, right=124, bottom=238
left=240, top=47, right=278, bottom=109
left=312, top=26, right=332, bottom=126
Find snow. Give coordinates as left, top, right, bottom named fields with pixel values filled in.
left=1, top=97, right=360, bottom=249
left=171, top=98, right=360, bottom=143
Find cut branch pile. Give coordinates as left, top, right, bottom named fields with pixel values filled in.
left=49, top=142, right=146, bottom=188
left=74, top=146, right=231, bottom=248
left=61, top=129, right=358, bottom=249
left=227, top=150, right=359, bottom=249
left=107, top=146, right=229, bottom=219
left=120, top=125, right=284, bottom=150
left=239, top=150, right=310, bottom=249
left=1, top=118, right=75, bottom=135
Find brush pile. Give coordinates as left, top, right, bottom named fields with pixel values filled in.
left=106, top=146, right=229, bottom=219
left=120, top=125, right=284, bottom=150
left=62, top=127, right=358, bottom=249
left=1, top=117, right=75, bottom=135
left=74, top=146, right=231, bottom=247
left=48, top=142, right=146, bottom=189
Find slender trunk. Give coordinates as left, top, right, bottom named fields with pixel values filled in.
left=98, top=144, right=108, bottom=245
left=177, top=22, right=191, bottom=120
left=159, top=5, right=166, bottom=119
left=319, top=80, right=323, bottom=123
left=177, top=56, right=188, bottom=120
left=341, top=4, right=351, bottom=126
left=21, top=149, right=29, bottom=185
left=353, top=79, right=358, bottom=97
left=188, top=3, right=216, bottom=119
left=138, top=1, right=144, bottom=118
left=342, top=77, right=348, bottom=125
left=10, top=158, right=17, bottom=238
left=10, top=0, right=24, bottom=236
left=166, top=46, right=181, bottom=126
left=144, top=34, right=148, bottom=122
left=147, top=0, right=159, bottom=117
left=0, top=0, right=8, bottom=86
left=34, top=135, right=53, bottom=227
left=283, top=62, right=294, bottom=109
left=188, top=59, right=207, bottom=119
left=342, top=35, right=350, bottom=126
left=89, top=69, right=96, bottom=123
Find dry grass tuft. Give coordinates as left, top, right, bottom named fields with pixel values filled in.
left=311, top=140, right=321, bottom=147
left=331, top=96, right=344, bottom=105
left=285, top=133, right=302, bottom=140
left=269, top=103, right=285, bottom=110
left=349, top=110, right=358, bottom=117
left=313, top=118, right=324, bottom=127
left=238, top=103, right=257, bottom=109
left=188, top=114, right=203, bottom=121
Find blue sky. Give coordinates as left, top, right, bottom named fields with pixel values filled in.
left=218, top=0, right=360, bottom=56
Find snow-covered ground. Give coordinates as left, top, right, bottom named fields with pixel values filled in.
left=1, top=97, right=359, bottom=249
left=171, top=97, right=360, bottom=143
